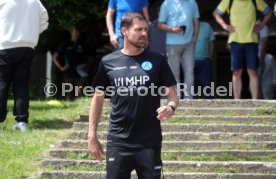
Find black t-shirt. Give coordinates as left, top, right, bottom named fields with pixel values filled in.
left=57, top=40, right=87, bottom=77
left=93, top=49, right=176, bottom=148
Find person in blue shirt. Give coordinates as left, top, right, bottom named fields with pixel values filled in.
left=106, top=0, right=150, bottom=49
left=194, top=20, right=215, bottom=99
left=158, top=0, right=199, bottom=99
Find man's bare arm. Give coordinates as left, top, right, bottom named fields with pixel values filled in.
left=254, top=9, right=272, bottom=33
left=88, top=90, right=105, bottom=161
left=106, top=8, right=118, bottom=48
left=213, top=10, right=235, bottom=33
left=52, top=52, right=69, bottom=71
left=193, top=18, right=199, bottom=43
left=158, top=22, right=182, bottom=33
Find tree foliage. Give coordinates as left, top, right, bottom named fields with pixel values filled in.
left=37, top=0, right=109, bottom=53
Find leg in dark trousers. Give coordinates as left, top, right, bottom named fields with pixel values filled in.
left=12, top=48, right=34, bottom=123
left=106, top=147, right=162, bottom=179
left=195, top=58, right=212, bottom=99
left=0, top=64, right=12, bottom=122
left=0, top=47, right=34, bottom=123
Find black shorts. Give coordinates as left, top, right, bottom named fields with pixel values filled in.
left=106, top=146, right=162, bottom=179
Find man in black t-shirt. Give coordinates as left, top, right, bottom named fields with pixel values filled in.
left=88, top=12, right=179, bottom=179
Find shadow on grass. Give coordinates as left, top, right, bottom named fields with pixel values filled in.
left=31, top=118, right=73, bottom=130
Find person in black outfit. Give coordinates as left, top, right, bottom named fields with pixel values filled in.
left=52, top=27, right=89, bottom=99
left=88, top=13, right=179, bottom=179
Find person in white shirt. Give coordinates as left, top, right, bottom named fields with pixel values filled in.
left=0, top=0, right=48, bottom=131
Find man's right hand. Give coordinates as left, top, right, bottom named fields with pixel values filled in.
left=223, top=24, right=235, bottom=33
left=88, top=136, right=104, bottom=161
left=110, top=34, right=118, bottom=48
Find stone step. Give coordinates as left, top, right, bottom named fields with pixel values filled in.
left=69, top=131, right=276, bottom=142
left=169, top=116, right=276, bottom=124
left=40, top=159, right=276, bottom=174
left=50, top=149, right=276, bottom=162
left=87, top=106, right=267, bottom=111
left=175, top=108, right=274, bottom=116
left=40, top=171, right=276, bottom=179
left=73, top=123, right=276, bottom=133
left=77, top=114, right=276, bottom=123
left=168, top=99, right=276, bottom=108
left=99, top=99, right=276, bottom=108
left=56, top=141, right=276, bottom=158
left=49, top=141, right=276, bottom=160
left=83, top=107, right=276, bottom=116
left=49, top=149, right=276, bottom=162
left=74, top=115, right=276, bottom=124
left=64, top=131, right=276, bottom=142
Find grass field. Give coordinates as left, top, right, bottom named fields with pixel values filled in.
left=0, top=97, right=90, bottom=179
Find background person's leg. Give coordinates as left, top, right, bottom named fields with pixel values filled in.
left=12, top=48, right=34, bottom=124
left=0, top=50, right=14, bottom=122
left=0, top=65, right=12, bottom=122
left=247, top=68, right=259, bottom=99
left=197, top=58, right=212, bottom=98
left=232, top=69, right=243, bottom=99
left=181, top=42, right=195, bottom=99
left=244, top=43, right=259, bottom=99
left=230, top=43, right=245, bottom=99
left=166, top=45, right=183, bottom=83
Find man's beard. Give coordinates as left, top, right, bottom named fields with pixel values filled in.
left=127, top=37, right=147, bottom=49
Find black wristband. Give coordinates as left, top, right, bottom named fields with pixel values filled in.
left=167, top=105, right=175, bottom=112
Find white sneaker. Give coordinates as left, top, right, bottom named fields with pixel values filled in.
left=15, top=122, right=28, bottom=132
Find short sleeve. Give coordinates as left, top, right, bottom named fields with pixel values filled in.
left=159, top=57, right=177, bottom=87
left=216, top=0, right=230, bottom=15
left=192, top=1, right=200, bottom=19
left=108, top=0, right=117, bottom=9
left=256, top=0, right=270, bottom=15
left=158, top=1, right=168, bottom=23
left=92, top=60, right=109, bottom=90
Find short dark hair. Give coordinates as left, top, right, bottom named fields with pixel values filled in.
left=120, top=12, right=147, bottom=30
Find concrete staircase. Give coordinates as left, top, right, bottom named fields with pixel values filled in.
left=39, top=99, right=276, bottom=179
